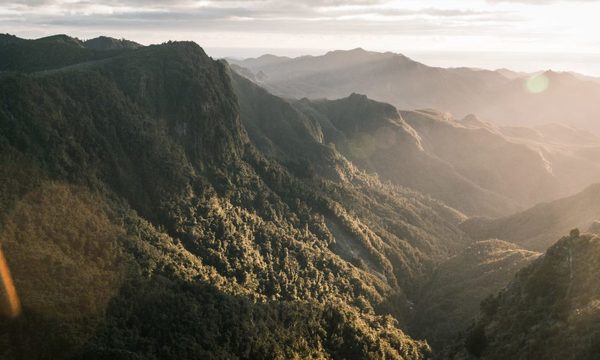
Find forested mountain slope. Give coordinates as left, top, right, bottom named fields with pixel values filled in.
left=231, top=70, right=512, bottom=217
left=450, top=230, right=600, bottom=359
left=0, top=34, right=472, bottom=359
left=83, top=36, right=142, bottom=51
left=411, top=240, right=539, bottom=350
left=0, top=34, right=139, bottom=73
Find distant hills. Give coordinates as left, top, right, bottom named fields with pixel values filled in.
left=462, top=183, right=600, bottom=251
left=230, top=49, right=600, bottom=133
left=231, top=52, right=600, bottom=216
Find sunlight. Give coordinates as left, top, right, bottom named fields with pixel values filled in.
left=525, top=74, right=550, bottom=94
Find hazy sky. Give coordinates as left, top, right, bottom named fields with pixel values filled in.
left=3, top=0, right=600, bottom=75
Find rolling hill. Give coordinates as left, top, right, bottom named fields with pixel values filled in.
left=462, top=183, right=600, bottom=251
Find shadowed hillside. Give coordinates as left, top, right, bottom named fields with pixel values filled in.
left=411, top=240, right=539, bottom=350
left=83, top=36, right=142, bottom=51
left=0, top=34, right=139, bottom=73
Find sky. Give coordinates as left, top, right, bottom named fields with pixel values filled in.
left=3, top=0, right=600, bottom=75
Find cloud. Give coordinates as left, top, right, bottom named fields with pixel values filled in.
left=6, top=2, right=512, bottom=34
left=3, top=0, right=384, bottom=8
left=0, top=0, right=576, bottom=55
left=0, top=0, right=509, bottom=22
left=486, top=0, right=600, bottom=3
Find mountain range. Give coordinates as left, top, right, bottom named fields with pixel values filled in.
left=232, top=54, right=600, bottom=217
left=230, top=49, right=600, bottom=133
left=1, top=34, right=600, bottom=359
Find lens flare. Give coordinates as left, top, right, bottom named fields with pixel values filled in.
left=0, top=247, right=21, bottom=319
left=526, top=74, right=550, bottom=94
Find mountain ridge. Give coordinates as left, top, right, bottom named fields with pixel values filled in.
left=230, top=48, right=600, bottom=133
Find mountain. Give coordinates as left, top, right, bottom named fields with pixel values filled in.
left=289, top=95, right=600, bottom=217
left=451, top=230, right=600, bottom=359
left=411, top=240, right=540, bottom=351
left=83, top=36, right=142, bottom=51
left=0, top=34, right=475, bottom=359
left=230, top=50, right=600, bottom=133
left=397, top=110, right=560, bottom=213
left=405, top=111, right=600, bottom=211
left=228, top=66, right=471, bottom=289
left=0, top=34, right=140, bottom=73
left=6, top=33, right=599, bottom=359
left=494, top=68, right=529, bottom=80
left=229, top=49, right=509, bottom=118
left=291, top=95, right=521, bottom=217
left=462, top=183, right=600, bottom=251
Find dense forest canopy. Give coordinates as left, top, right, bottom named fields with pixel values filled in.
left=0, top=34, right=464, bottom=359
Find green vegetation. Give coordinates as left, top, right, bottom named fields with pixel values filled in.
left=0, top=35, right=472, bottom=359
left=83, top=36, right=142, bottom=51
left=4, top=34, right=599, bottom=359
left=0, top=34, right=136, bottom=73
left=449, top=231, right=600, bottom=359
left=0, top=183, right=437, bottom=359
left=410, top=240, right=539, bottom=350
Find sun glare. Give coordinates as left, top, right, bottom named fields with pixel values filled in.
left=525, top=74, right=550, bottom=94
